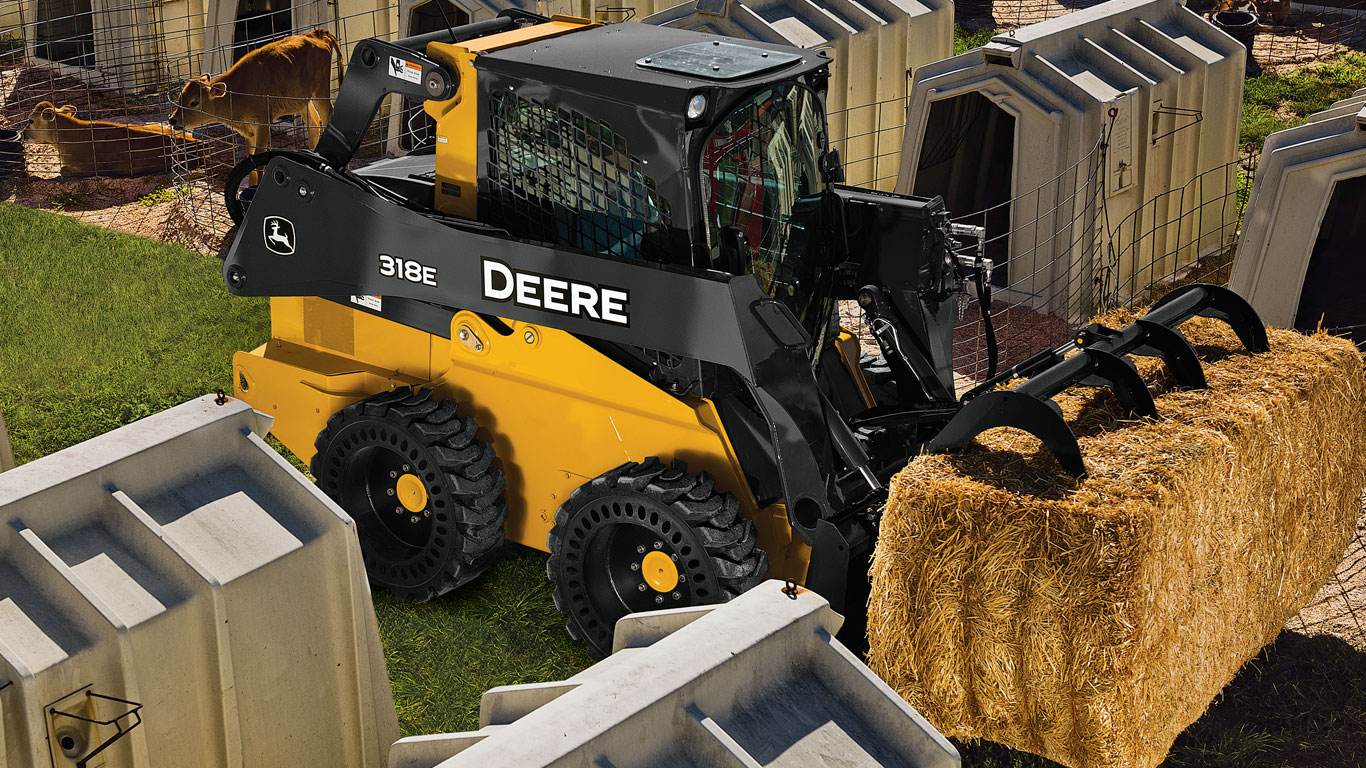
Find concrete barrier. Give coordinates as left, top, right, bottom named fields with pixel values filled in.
left=0, top=395, right=398, bottom=768
left=390, top=580, right=960, bottom=768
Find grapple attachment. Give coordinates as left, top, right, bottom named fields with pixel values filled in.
left=926, top=284, right=1270, bottom=476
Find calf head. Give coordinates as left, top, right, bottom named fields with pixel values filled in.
left=24, top=101, right=78, bottom=144
left=169, top=76, right=228, bottom=131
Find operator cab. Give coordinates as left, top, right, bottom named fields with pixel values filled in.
left=356, top=28, right=829, bottom=267
left=457, top=23, right=838, bottom=330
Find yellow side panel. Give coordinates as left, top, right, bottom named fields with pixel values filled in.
left=268, top=297, right=435, bottom=381
left=233, top=343, right=425, bottom=464
left=237, top=300, right=811, bottom=583
left=434, top=312, right=808, bottom=580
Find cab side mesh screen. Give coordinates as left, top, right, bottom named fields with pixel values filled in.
left=484, top=90, right=671, bottom=261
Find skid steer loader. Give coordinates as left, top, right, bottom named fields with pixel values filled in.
left=218, top=10, right=1269, bottom=656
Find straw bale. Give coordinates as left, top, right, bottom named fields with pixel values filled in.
left=867, top=315, right=1366, bottom=768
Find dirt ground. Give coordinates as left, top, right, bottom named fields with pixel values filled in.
left=1289, top=497, right=1366, bottom=647
left=1, top=148, right=182, bottom=241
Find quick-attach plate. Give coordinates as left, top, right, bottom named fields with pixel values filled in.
left=636, top=41, right=803, bottom=81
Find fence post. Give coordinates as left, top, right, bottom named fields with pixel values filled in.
left=0, top=410, right=14, bottom=472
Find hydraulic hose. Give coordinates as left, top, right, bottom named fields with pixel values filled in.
left=975, top=265, right=999, bottom=379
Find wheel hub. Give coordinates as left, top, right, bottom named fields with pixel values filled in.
left=396, top=473, right=428, bottom=513
left=641, top=550, right=678, bottom=593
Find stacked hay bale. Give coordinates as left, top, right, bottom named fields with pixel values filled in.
left=867, top=313, right=1366, bottom=768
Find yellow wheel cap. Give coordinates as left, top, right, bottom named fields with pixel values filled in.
left=642, top=550, right=679, bottom=593
left=396, top=474, right=428, bottom=512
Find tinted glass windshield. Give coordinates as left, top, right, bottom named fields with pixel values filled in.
left=701, top=84, right=826, bottom=328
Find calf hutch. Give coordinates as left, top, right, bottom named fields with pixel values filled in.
left=896, top=0, right=1243, bottom=319
left=1231, top=90, right=1366, bottom=345
left=6, top=0, right=351, bottom=89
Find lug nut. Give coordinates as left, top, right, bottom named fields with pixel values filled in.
left=424, top=510, right=430, bottom=518
left=670, top=554, right=677, bottom=561
left=410, top=516, right=419, bottom=524
left=678, top=574, right=687, bottom=583
left=403, top=464, right=411, bottom=472
left=672, top=591, right=682, bottom=601
left=389, top=470, right=397, bottom=478
left=637, top=583, right=647, bottom=592
left=653, top=541, right=663, bottom=550
left=636, top=545, right=647, bottom=554
left=396, top=506, right=404, bottom=514
left=630, top=562, right=640, bottom=571
left=386, top=488, right=395, bottom=496
left=655, top=595, right=665, bottom=604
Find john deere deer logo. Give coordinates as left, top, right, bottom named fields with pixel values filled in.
left=264, top=216, right=295, bottom=256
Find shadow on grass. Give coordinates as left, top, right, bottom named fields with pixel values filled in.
left=955, top=631, right=1366, bottom=767
left=1166, top=631, right=1366, bottom=767
left=376, top=544, right=594, bottom=737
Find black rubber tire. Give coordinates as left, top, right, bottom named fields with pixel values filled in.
left=311, top=386, right=507, bottom=601
left=546, top=457, right=768, bottom=658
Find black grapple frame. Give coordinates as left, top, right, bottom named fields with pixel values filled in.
left=930, top=283, right=1271, bottom=476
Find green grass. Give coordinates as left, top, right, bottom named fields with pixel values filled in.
left=955, top=23, right=1000, bottom=56
left=0, top=202, right=269, bottom=462
left=1241, top=52, right=1366, bottom=147
left=378, top=550, right=593, bottom=734
left=0, top=203, right=592, bottom=738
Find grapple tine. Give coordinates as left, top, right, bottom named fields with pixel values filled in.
left=1132, top=318, right=1206, bottom=389
left=936, top=283, right=1268, bottom=476
left=926, top=390, right=1086, bottom=477
left=1146, top=283, right=1270, bottom=354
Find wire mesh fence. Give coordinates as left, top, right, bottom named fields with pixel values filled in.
left=826, top=95, right=911, bottom=192
left=957, top=0, right=1366, bottom=71
left=947, top=137, right=1107, bottom=379
left=0, top=0, right=403, bottom=248
left=1099, top=144, right=1260, bottom=312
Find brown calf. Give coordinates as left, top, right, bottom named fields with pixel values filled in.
left=169, top=29, right=344, bottom=183
left=24, top=101, right=197, bottom=177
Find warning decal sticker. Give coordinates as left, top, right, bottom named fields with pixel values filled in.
left=388, top=56, right=422, bottom=84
